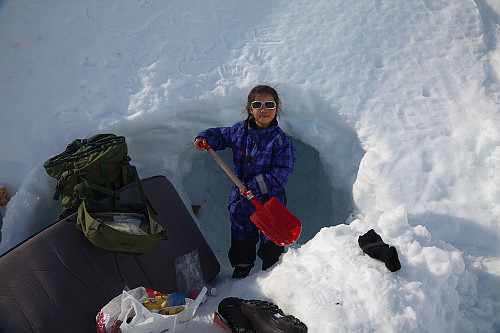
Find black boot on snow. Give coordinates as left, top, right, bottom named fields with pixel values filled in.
left=217, top=297, right=255, bottom=333
left=232, top=266, right=252, bottom=279
left=241, top=300, right=308, bottom=333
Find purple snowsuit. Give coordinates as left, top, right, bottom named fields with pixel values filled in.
left=197, top=117, right=297, bottom=268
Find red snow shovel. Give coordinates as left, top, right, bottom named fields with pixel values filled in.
left=202, top=143, right=301, bottom=246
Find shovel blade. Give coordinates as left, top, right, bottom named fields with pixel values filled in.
left=250, top=196, right=301, bottom=246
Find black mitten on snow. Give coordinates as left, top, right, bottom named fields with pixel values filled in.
left=358, top=229, right=401, bottom=272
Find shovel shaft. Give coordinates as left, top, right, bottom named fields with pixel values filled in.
left=204, top=144, right=247, bottom=193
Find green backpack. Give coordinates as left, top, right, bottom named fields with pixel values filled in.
left=44, top=134, right=166, bottom=254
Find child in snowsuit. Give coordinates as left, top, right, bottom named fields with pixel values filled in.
left=194, top=85, right=297, bottom=278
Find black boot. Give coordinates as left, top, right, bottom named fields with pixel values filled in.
left=241, top=300, right=308, bottom=333
left=217, top=297, right=255, bottom=333
left=232, top=266, right=252, bottom=279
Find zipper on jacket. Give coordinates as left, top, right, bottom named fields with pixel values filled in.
left=246, top=141, right=256, bottom=163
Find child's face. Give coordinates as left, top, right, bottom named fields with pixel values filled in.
left=250, top=93, right=278, bottom=130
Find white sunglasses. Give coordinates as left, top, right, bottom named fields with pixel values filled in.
left=251, top=101, right=276, bottom=110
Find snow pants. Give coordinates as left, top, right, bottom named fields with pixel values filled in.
left=228, top=236, right=284, bottom=270
left=228, top=190, right=287, bottom=270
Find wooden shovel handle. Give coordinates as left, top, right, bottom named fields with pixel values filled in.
left=204, top=143, right=247, bottom=193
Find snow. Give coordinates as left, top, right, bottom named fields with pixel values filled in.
left=0, top=0, right=499, bottom=332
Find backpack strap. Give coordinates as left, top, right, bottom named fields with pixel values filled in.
left=76, top=177, right=120, bottom=210
left=123, top=164, right=158, bottom=215
left=53, top=170, right=74, bottom=200
left=101, top=163, right=113, bottom=190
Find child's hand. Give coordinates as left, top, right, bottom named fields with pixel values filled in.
left=240, top=187, right=251, bottom=197
left=194, top=138, right=207, bottom=150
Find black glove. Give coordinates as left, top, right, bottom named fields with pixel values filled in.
left=358, top=229, right=401, bottom=272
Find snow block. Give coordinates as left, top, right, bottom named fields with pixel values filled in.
left=0, top=175, right=220, bottom=333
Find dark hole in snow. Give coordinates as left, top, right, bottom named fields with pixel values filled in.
left=182, top=136, right=362, bottom=246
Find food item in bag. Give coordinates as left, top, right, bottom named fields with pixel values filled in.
left=142, top=291, right=186, bottom=315
left=0, top=185, right=9, bottom=206
left=158, top=305, right=185, bottom=315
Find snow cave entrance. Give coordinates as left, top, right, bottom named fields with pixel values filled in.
left=182, top=136, right=362, bottom=247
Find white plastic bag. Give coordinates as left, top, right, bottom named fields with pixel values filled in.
left=96, top=287, right=149, bottom=333
left=118, top=286, right=207, bottom=333
left=174, top=286, right=207, bottom=325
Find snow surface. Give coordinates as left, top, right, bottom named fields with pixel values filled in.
left=1, top=0, right=499, bottom=332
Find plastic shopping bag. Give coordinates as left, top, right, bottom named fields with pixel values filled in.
left=117, top=290, right=177, bottom=333
left=97, top=286, right=207, bottom=333
left=96, top=287, right=149, bottom=333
